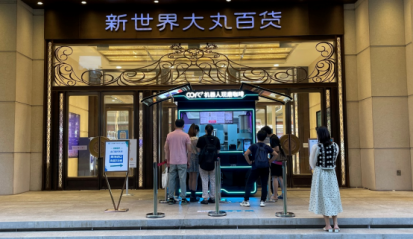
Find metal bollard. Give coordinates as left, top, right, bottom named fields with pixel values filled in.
left=208, top=158, right=226, bottom=217
left=275, top=161, right=295, bottom=217
left=146, top=162, right=165, bottom=218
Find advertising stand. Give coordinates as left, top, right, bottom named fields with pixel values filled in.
left=104, top=140, right=130, bottom=212
left=123, top=139, right=137, bottom=197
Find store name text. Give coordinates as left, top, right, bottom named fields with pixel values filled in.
left=185, top=91, right=245, bottom=99
left=105, top=11, right=282, bottom=32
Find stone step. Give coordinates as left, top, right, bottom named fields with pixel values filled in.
left=1, top=217, right=413, bottom=231
left=1, top=228, right=413, bottom=239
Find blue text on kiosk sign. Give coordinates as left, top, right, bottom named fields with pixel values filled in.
left=109, top=155, right=123, bottom=163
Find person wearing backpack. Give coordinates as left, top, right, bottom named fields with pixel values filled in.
left=196, top=124, right=221, bottom=204
left=240, top=130, right=278, bottom=207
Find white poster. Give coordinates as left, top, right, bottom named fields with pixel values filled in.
left=128, top=139, right=137, bottom=168
left=308, top=138, right=318, bottom=155
left=105, top=141, right=129, bottom=172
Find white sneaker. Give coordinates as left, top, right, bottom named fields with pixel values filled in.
left=260, top=200, right=266, bottom=207
left=240, top=201, right=250, bottom=207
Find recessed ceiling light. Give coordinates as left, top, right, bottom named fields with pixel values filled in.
left=116, top=66, right=122, bottom=69
left=274, top=64, right=279, bottom=67
left=81, top=1, right=87, bottom=4
left=154, top=0, right=159, bottom=3
left=226, top=0, right=231, bottom=2
left=37, top=2, right=43, bottom=5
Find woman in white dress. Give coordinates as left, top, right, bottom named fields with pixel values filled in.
left=309, top=126, right=343, bottom=233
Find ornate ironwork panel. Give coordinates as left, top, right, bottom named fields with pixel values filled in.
left=53, top=43, right=336, bottom=86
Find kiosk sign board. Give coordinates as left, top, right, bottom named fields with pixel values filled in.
left=105, top=141, right=129, bottom=172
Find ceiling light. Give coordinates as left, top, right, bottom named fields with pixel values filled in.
left=81, top=1, right=87, bottom=4
left=154, top=0, right=159, bottom=3
left=116, top=66, right=122, bottom=69
left=226, top=0, right=231, bottom=2
left=37, top=2, right=43, bottom=5
left=274, top=64, right=279, bottom=67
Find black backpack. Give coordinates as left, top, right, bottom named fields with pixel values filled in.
left=199, top=136, right=218, bottom=171
left=255, top=144, right=269, bottom=168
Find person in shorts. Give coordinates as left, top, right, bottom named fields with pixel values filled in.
left=261, top=126, right=284, bottom=201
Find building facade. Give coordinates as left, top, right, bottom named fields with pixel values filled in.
left=0, top=0, right=411, bottom=194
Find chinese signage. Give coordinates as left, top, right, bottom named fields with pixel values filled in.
left=45, top=5, right=344, bottom=39
left=105, top=141, right=129, bottom=172
left=185, top=91, right=246, bottom=99
left=105, top=11, right=281, bottom=32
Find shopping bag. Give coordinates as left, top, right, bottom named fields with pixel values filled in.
left=161, top=167, right=168, bottom=189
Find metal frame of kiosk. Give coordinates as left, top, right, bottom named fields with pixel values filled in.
left=174, top=90, right=259, bottom=196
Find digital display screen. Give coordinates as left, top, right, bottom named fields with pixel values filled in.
left=240, top=83, right=292, bottom=104
left=243, top=140, right=251, bottom=152
left=180, top=110, right=254, bottom=152
left=141, top=84, right=192, bottom=106
left=200, top=112, right=233, bottom=124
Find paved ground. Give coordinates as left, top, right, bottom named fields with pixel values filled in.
left=0, top=188, right=412, bottom=223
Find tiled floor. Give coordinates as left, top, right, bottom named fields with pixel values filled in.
left=0, top=188, right=412, bottom=223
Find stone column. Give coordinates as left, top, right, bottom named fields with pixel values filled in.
left=350, top=0, right=411, bottom=190
left=404, top=0, right=413, bottom=189
left=0, top=0, right=44, bottom=195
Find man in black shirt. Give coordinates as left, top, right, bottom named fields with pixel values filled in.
left=196, top=124, right=221, bottom=204
left=262, top=126, right=284, bottom=201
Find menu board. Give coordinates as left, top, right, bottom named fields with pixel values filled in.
left=200, top=112, right=232, bottom=124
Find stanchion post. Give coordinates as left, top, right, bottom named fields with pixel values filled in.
left=147, top=162, right=165, bottom=218
left=208, top=158, right=226, bottom=217
left=276, top=135, right=295, bottom=217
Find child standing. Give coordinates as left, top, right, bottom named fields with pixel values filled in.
left=240, top=130, right=278, bottom=207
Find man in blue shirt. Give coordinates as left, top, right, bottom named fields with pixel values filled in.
left=241, top=130, right=278, bottom=207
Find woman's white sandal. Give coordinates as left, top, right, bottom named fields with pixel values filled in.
left=323, top=227, right=333, bottom=232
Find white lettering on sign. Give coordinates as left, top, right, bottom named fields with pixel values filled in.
left=183, top=13, right=204, bottom=31
left=234, top=12, right=256, bottom=29
left=259, top=11, right=281, bottom=29
left=72, top=145, right=88, bottom=151
left=210, top=12, right=232, bottom=30
left=131, top=13, right=153, bottom=31
left=105, top=14, right=128, bottom=31
left=185, top=91, right=245, bottom=99
left=157, top=13, right=179, bottom=31
left=105, top=11, right=282, bottom=32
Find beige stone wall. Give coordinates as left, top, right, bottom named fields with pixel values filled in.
left=0, top=0, right=44, bottom=195
left=345, top=0, right=412, bottom=190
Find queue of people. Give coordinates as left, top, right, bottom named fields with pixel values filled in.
left=164, top=119, right=342, bottom=232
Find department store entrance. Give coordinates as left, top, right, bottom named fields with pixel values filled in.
left=51, top=40, right=345, bottom=191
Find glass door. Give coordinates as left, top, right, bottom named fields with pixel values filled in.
left=102, top=94, right=136, bottom=189
left=288, top=91, right=323, bottom=187
left=65, top=94, right=100, bottom=190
